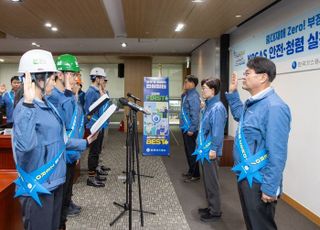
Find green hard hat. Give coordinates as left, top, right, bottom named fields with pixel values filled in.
left=56, top=54, right=80, bottom=72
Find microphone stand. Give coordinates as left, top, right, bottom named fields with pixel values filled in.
left=122, top=97, right=154, bottom=180
left=109, top=107, right=156, bottom=229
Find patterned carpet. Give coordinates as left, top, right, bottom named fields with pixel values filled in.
left=66, top=128, right=190, bottom=230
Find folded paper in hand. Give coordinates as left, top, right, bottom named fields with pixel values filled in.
left=88, top=94, right=110, bottom=116
left=90, top=104, right=117, bottom=134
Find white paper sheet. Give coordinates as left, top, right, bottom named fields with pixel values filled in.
left=90, top=104, right=117, bottom=134
left=88, top=93, right=110, bottom=114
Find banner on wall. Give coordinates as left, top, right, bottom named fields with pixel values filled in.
left=143, top=77, right=170, bottom=156
left=232, top=10, right=320, bottom=74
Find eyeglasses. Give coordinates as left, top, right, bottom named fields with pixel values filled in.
left=64, top=72, right=76, bottom=77
left=243, top=71, right=264, bottom=77
left=201, top=86, right=211, bottom=91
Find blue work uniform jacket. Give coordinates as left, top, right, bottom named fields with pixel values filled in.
left=0, top=90, right=15, bottom=123
left=226, top=88, right=291, bottom=196
left=13, top=98, right=87, bottom=194
left=180, top=88, right=201, bottom=133
left=201, top=94, right=227, bottom=157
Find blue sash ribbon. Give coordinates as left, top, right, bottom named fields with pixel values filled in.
left=7, top=91, right=14, bottom=105
left=180, top=96, right=191, bottom=133
left=13, top=133, right=65, bottom=206
left=66, top=102, right=80, bottom=163
left=78, top=113, right=85, bottom=138
left=192, top=109, right=211, bottom=164
left=231, top=108, right=269, bottom=188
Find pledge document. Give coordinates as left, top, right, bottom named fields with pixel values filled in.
left=90, top=104, right=117, bottom=134
left=88, top=93, right=110, bottom=115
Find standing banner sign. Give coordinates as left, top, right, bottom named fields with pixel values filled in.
left=143, top=77, right=170, bottom=156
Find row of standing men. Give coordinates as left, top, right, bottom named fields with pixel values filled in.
left=180, top=57, right=291, bottom=230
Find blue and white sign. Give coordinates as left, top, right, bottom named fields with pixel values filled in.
left=232, top=10, right=320, bottom=74
left=143, top=77, right=170, bottom=156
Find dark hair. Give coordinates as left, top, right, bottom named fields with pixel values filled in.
left=11, top=76, right=20, bottom=83
left=247, top=57, right=276, bottom=82
left=185, top=75, right=198, bottom=87
left=201, top=78, right=221, bottom=95
left=14, top=85, right=24, bottom=108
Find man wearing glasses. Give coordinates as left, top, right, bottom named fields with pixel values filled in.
left=226, top=57, right=291, bottom=229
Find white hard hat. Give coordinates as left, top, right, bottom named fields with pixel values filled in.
left=90, top=67, right=106, bottom=77
left=18, top=49, right=57, bottom=74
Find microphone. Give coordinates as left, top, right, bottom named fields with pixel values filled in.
left=127, top=92, right=141, bottom=102
left=119, top=97, right=151, bottom=115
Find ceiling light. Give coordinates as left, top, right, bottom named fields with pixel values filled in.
left=32, top=42, right=40, bottom=47
left=121, top=42, right=127, bottom=48
left=192, top=0, right=204, bottom=2
left=45, top=22, right=52, bottom=27
left=235, top=15, right=242, bottom=18
left=11, top=0, right=23, bottom=2
left=175, top=23, right=185, bottom=32
left=0, top=59, right=4, bottom=63
left=51, top=27, right=58, bottom=32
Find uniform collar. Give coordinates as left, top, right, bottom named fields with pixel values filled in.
left=205, top=94, right=219, bottom=108
left=247, top=87, right=274, bottom=106
left=53, top=86, right=64, bottom=94
left=90, top=85, right=100, bottom=92
left=186, top=87, right=197, bottom=95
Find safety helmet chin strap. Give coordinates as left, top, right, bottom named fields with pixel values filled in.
left=31, top=72, right=50, bottom=97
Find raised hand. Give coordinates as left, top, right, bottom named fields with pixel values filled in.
left=64, top=73, right=72, bottom=91
left=0, top=83, right=6, bottom=95
left=229, top=71, right=238, bottom=93
left=23, top=72, right=35, bottom=103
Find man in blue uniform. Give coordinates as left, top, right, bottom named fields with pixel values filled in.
left=85, top=67, right=109, bottom=187
left=180, top=75, right=201, bottom=182
left=226, top=57, right=291, bottom=230
left=0, top=76, right=21, bottom=125
left=50, top=54, right=87, bottom=229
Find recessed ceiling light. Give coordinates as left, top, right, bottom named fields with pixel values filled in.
left=121, top=42, right=127, bottom=48
left=235, top=15, right=242, bottom=18
left=0, top=59, right=4, bottom=62
left=11, top=0, right=22, bottom=2
left=32, top=42, right=40, bottom=47
left=175, top=23, right=185, bottom=32
left=192, top=0, right=204, bottom=2
left=51, top=27, right=58, bottom=32
left=45, top=22, right=52, bottom=27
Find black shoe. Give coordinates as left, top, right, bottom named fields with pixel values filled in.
left=96, top=168, right=108, bottom=176
left=70, top=200, right=81, bottom=211
left=182, top=172, right=191, bottom=178
left=183, top=177, right=200, bottom=183
left=87, top=177, right=105, bottom=187
left=200, top=212, right=222, bottom=222
left=96, top=174, right=107, bottom=182
left=198, top=207, right=209, bottom=215
left=100, top=165, right=111, bottom=171
left=67, top=205, right=81, bottom=217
